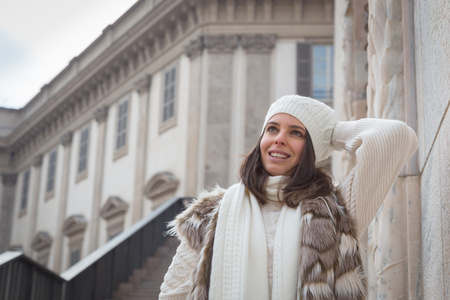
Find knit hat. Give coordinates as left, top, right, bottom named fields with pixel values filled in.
left=261, top=95, right=337, bottom=163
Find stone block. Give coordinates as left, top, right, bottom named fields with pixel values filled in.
left=421, top=138, right=444, bottom=299
left=415, top=0, right=450, bottom=170
left=439, top=112, right=450, bottom=298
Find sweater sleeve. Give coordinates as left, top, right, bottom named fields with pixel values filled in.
left=331, top=118, right=418, bottom=236
left=159, top=239, right=199, bottom=299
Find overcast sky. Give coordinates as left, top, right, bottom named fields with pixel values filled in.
left=0, top=0, right=138, bottom=109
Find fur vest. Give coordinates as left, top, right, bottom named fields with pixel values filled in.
left=169, top=187, right=366, bottom=300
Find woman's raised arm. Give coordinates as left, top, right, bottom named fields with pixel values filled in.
left=331, top=118, right=418, bottom=236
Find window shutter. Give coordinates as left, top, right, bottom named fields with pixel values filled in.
left=296, top=43, right=312, bottom=97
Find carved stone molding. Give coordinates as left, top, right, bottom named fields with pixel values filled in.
left=204, top=35, right=239, bottom=54
left=134, top=75, right=152, bottom=95
left=31, top=231, right=52, bottom=251
left=185, top=36, right=204, bottom=59
left=144, top=171, right=179, bottom=200
left=60, top=131, right=73, bottom=147
left=2, top=173, right=17, bottom=186
left=241, top=34, right=277, bottom=53
left=100, top=196, right=129, bottom=220
left=94, top=106, right=109, bottom=123
left=33, top=154, right=43, bottom=168
left=62, top=215, right=87, bottom=236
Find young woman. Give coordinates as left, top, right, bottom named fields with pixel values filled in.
left=159, top=95, right=418, bottom=300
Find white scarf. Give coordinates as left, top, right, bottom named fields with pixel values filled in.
left=209, top=176, right=303, bottom=300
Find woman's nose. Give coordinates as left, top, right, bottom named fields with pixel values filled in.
left=274, top=133, right=286, bottom=145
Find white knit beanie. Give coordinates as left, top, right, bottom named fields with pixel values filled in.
left=261, top=95, right=337, bottom=163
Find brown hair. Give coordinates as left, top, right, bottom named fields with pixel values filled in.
left=240, top=131, right=333, bottom=207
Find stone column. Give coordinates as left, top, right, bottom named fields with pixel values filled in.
left=132, top=75, right=151, bottom=220
left=89, top=106, right=108, bottom=253
left=27, top=154, right=43, bottom=255
left=241, top=34, right=276, bottom=152
left=53, top=131, right=73, bottom=272
left=185, top=37, right=204, bottom=196
left=365, top=1, right=412, bottom=299
left=0, top=173, right=17, bottom=252
left=202, top=35, right=238, bottom=188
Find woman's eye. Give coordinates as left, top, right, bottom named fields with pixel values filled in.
left=292, top=130, right=303, bottom=137
left=267, top=126, right=277, bottom=132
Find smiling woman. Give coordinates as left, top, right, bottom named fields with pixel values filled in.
left=160, top=95, right=418, bottom=300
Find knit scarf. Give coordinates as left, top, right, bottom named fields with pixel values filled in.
left=209, top=176, right=301, bottom=300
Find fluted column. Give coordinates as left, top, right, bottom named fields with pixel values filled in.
left=0, top=173, right=18, bottom=252
left=132, top=75, right=151, bottom=218
left=89, top=106, right=108, bottom=252
left=53, top=131, right=73, bottom=272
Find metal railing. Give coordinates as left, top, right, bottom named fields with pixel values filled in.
left=0, top=197, right=186, bottom=300
left=0, top=251, right=64, bottom=300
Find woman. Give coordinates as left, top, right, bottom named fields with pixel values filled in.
left=159, top=95, right=418, bottom=300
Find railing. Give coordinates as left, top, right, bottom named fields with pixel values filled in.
left=0, top=197, right=186, bottom=300
left=0, top=251, right=64, bottom=300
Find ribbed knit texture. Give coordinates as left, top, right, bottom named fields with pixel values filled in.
left=159, top=118, right=418, bottom=299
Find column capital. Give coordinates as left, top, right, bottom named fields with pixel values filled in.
left=134, top=75, right=152, bottom=94
left=185, top=36, right=204, bottom=59
left=61, top=131, right=73, bottom=147
left=33, top=154, right=43, bottom=168
left=204, top=34, right=239, bottom=54
left=2, top=173, right=17, bottom=186
left=241, top=34, right=277, bottom=53
left=94, top=106, right=109, bottom=123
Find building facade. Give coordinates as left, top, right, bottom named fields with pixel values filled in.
left=0, top=0, right=334, bottom=273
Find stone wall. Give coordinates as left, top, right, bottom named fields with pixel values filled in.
left=414, top=0, right=450, bottom=298
left=334, top=0, right=450, bottom=298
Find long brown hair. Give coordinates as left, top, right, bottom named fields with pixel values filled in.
left=240, top=131, right=333, bottom=207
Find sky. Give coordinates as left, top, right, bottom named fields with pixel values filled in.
left=0, top=0, right=138, bottom=109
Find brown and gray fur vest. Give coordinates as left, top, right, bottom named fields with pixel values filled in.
left=169, top=186, right=366, bottom=300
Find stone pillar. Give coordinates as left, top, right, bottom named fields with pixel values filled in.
left=27, top=154, right=43, bottom=255
left=132, top=75, right=151, bottom=220
left=0, top=173, right=17, bottom=252
left=202, top=35, right=238, bottom=188
left=53, top=131, right=73, bottom=272
left=185, top=37, right=204, bottom=196
left=241, top=34, right=276, bottom=152
left=89, top=106, right=108, bottom=253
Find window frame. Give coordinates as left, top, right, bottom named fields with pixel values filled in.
left=296, top=42, right=334, bottom=106
left=46, top=149, right=57, bottom=198
left=114, top=97, right=130, bottom=160
left=76, top=126, right=90, bottom=181
left=19, top=169, right=30, bottom=216
left=159, top=63, right=178, bottom=133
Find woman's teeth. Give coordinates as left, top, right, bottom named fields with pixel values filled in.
left=270, top=152, right=288, bottom=159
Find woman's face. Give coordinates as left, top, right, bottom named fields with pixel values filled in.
left=260, top=113, right=306, bottom=176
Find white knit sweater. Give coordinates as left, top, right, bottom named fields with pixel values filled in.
left=159, top=118, right=418, bottom=299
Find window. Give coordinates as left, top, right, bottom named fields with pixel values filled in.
left=70, top=249, right=81, bottom=267
left=297, top=43, right=334, bottom=104
left=312, top=45, right=334, bottom=101
left=162, top=66, right=176, bottom=123
left=116, top=99, right=128, bottom=150
left=78, top=127, right=90, bottom=174
left=46, top=150, right=57, bottom=193
left=20, top=170, right=30, bottom=210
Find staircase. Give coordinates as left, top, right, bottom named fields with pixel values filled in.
left=110, top=238, right=180, bottom=300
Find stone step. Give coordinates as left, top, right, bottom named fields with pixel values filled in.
left=111, top=238, right=179, bottom=300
